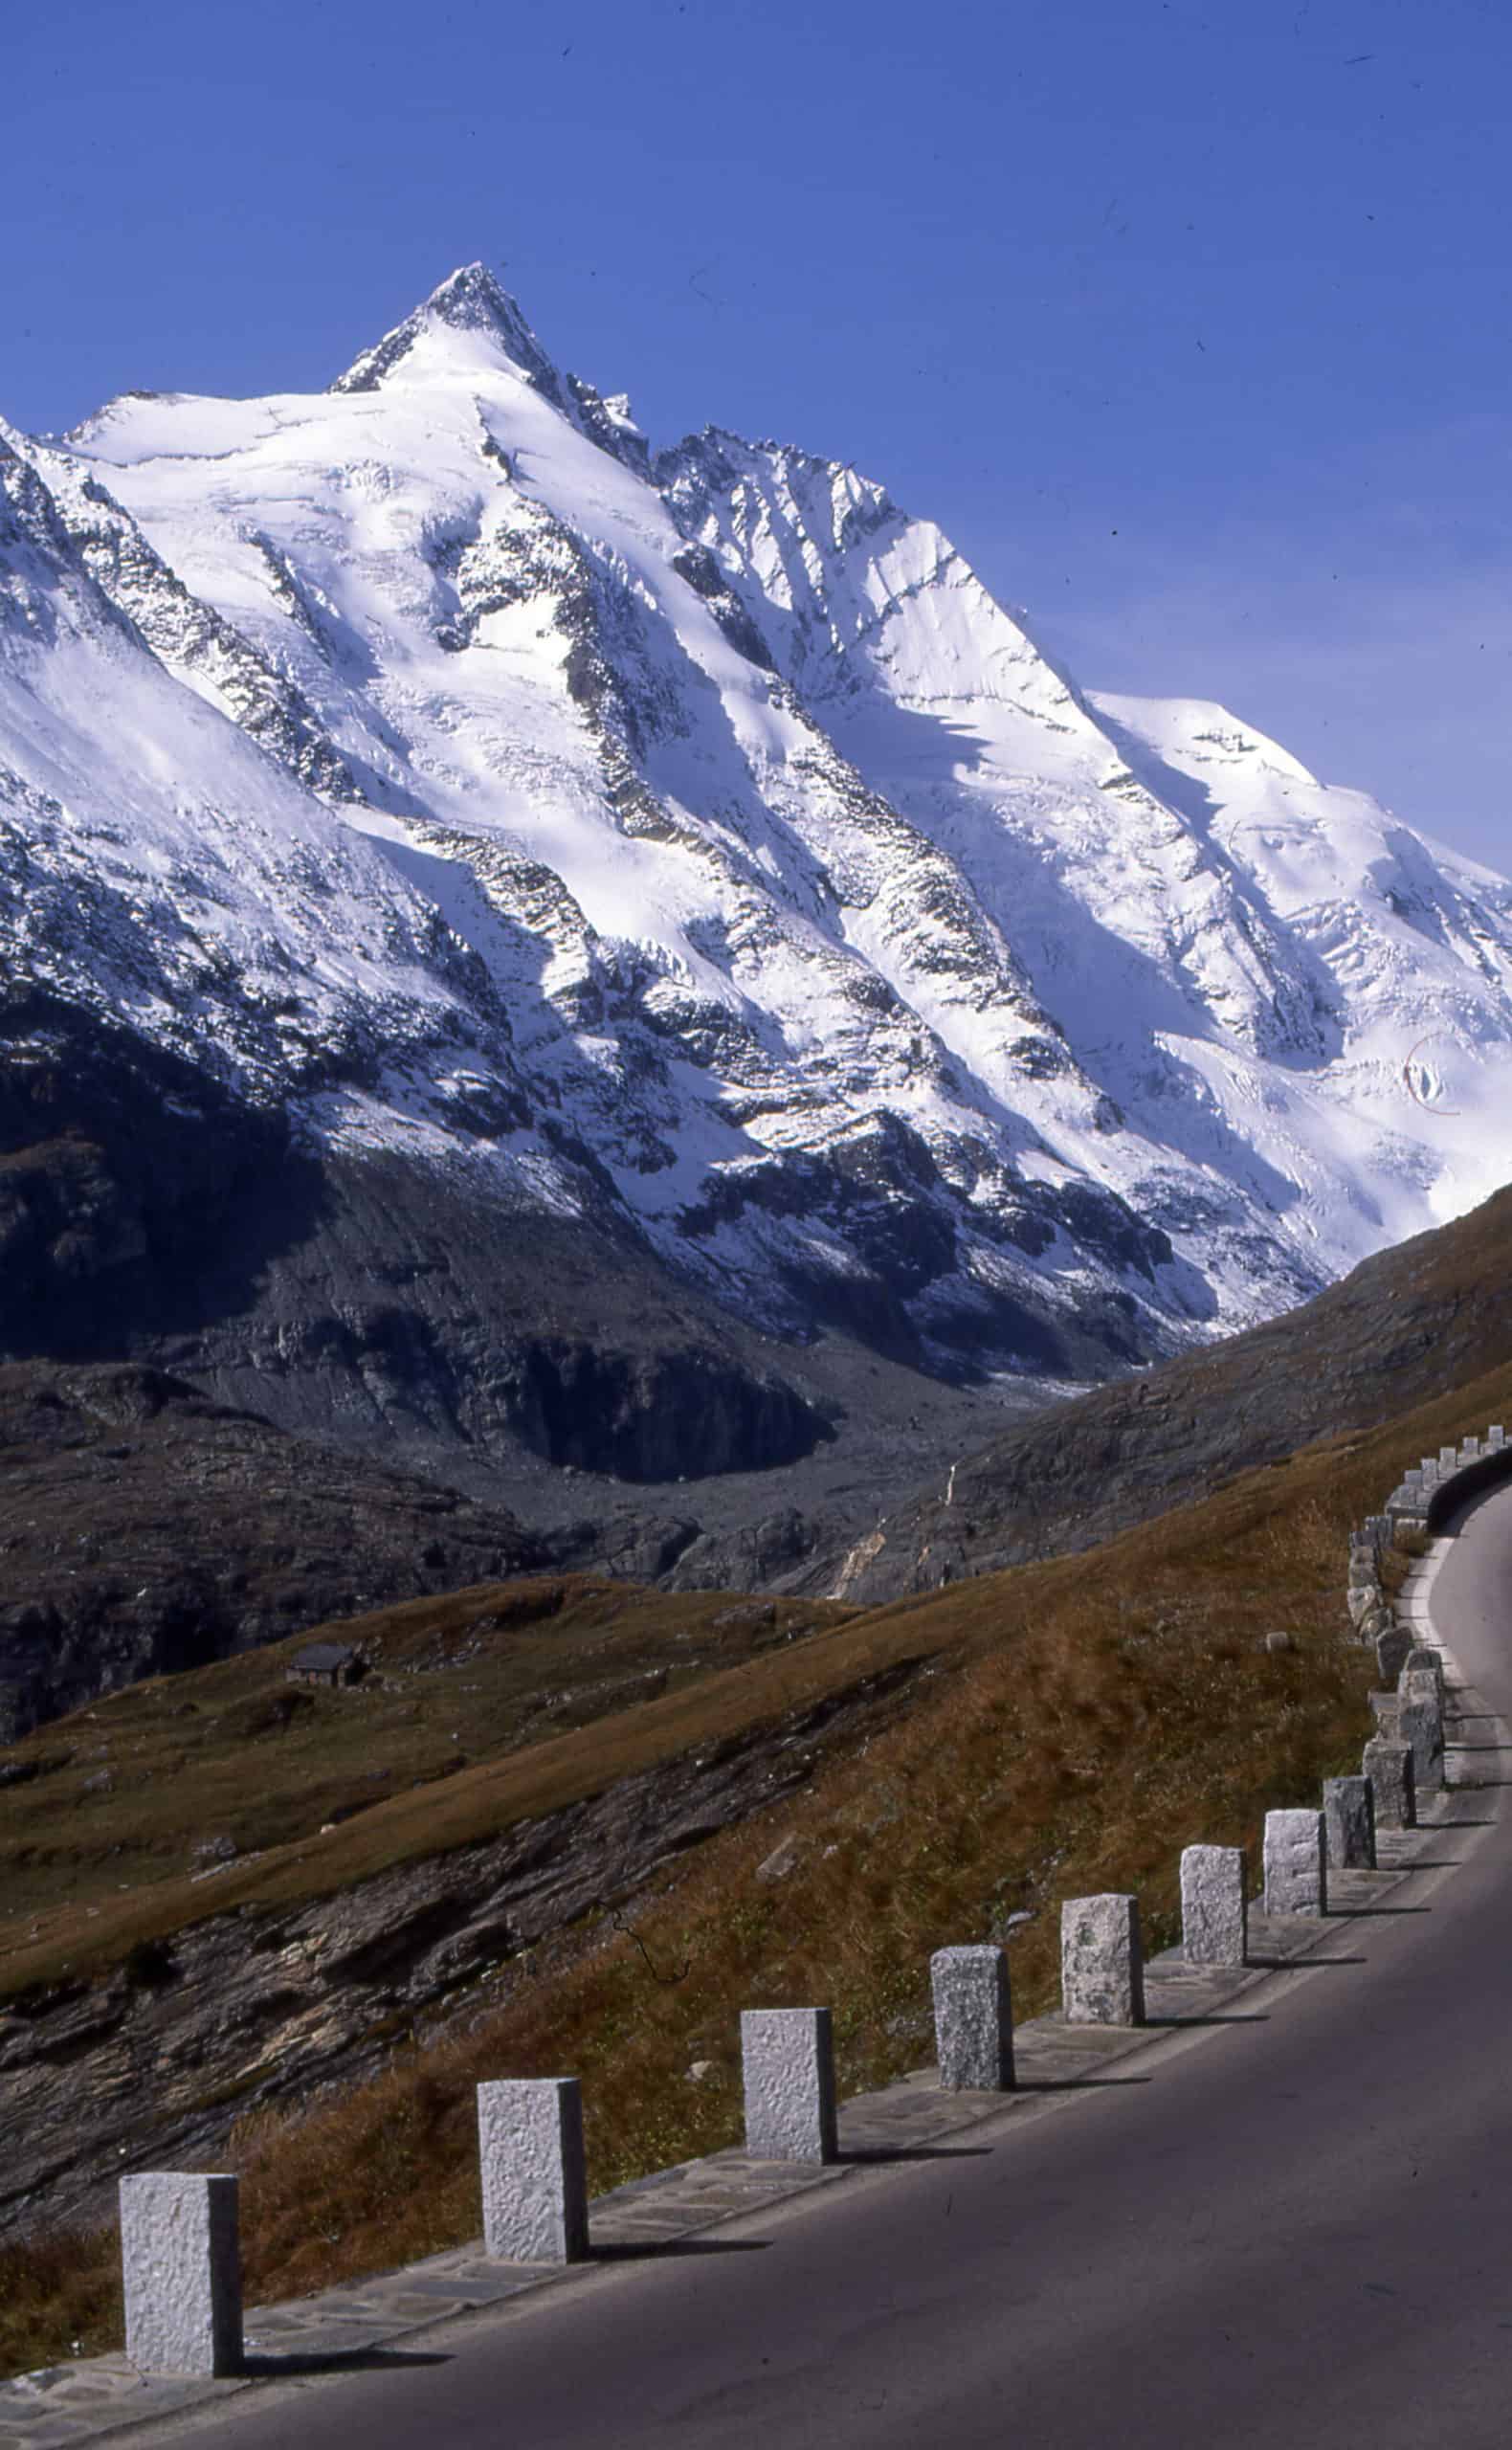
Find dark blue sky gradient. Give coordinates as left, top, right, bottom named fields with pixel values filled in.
left=7, top=0, right=1509, bottom=864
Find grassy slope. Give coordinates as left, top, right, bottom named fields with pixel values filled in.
left=9, top=1184, right=1510, bottom=2008
left=7, top=1350, right=1511, bottom=2377
left=822, top=1182, right=1512, bottom=1596
left=0, top=1580, right=854, bottom=1993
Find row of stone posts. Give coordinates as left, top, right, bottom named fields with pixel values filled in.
left=117, top=1974, right=1010, bottom=2375
left=1054, top=1624, right=1446, bottom=2030
left=119, top=1757, right=1404, bottom=2379
left=116, top=1693, right=1447, bottom=2378
left=115, top=1461, right=1462, bottom=2382
left=1385, top=1423, right=1505, bottom=1536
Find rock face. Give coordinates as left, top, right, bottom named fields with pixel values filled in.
left=0, top=991, right=832, bottom=1493
left=1, top=269, right=1510, bottom=1510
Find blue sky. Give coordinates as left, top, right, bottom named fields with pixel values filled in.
left=7, top=0, right=1509, bottom=868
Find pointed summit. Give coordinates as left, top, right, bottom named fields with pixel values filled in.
left=331, top=263, right=567, bottom=403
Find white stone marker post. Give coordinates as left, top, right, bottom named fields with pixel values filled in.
left=1060, top=1894, right=1145, bottom=2024
left=1397, top=1671, right=1445, bottom=1795
left=1362, top=1738, right=1415, bottom=1828
left=1180, top=1845, right=1247, bottom=1965
left=1262, top=1810, right=1327, bottom=1916
left=120, top=2173, right=242, bottom=2378
left=477, top=2078, right=589, bottom=2262
left=1323, top=1775, right=1376, bottom=1870
left=930, top=1946, right=1014, bottom=2089
left=741, top=2008, right=838, bottom=2161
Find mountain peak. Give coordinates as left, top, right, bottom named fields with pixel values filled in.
left=331, top=262, right=566, bottom=402
left=416, top=262, right=540, bottom=349
left=11, top=266, right=1512, bottom=1460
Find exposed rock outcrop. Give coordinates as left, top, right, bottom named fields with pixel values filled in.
left=0, top=1655, right=928, bottom=2238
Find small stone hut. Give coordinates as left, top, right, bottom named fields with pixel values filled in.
left=286, top=1641, right=367, bottom=1689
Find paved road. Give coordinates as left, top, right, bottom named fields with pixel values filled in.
left=183, top=1482, right=1512, bottom=2450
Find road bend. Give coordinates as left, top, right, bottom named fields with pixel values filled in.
left=171, top=1480, right=1512, bottom=2450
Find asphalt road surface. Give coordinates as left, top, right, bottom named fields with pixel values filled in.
left=181, top=1481, right=1512, bottom=2450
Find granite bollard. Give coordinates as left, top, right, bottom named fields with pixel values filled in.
left=741, top=2008, right=838, bottom=2161
left=930, top=1946, right=1014, bottom=2089
left=1180, top=1845, right=1247, bottom=1966
left=1061, top=1894, right=1145, bottom=2025
left=120, top=2172, right=242, bottom=2378
left=477, top=2078, right=589, bottom=2261
left=1402, top=1646, right=1445, bottom=1694
left=1375, top=1625, right=1413, bottom=1684
left=1397, top=1671, right=1445, bottom=1793
left=1323, top=1775, right=1376, bottom=1869
left=1362, top=1738, right=1415, bottom=1828
left=1262, top=1810, right=1327, bottom=1916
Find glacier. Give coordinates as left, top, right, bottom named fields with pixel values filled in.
left=2, top=262, right=1509, bottom=1488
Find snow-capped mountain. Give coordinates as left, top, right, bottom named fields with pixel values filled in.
left=3, top=265, right=1509, bottom=1485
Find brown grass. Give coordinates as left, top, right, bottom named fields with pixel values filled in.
left=0, top=1580, right=852, bottom=1993
left=4, top=1357, right=1511, bottom=2380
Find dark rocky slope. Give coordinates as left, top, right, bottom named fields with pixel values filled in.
left=0, top=1364, right=545, bottom=1738
left=0, top=985, right=1051, bottom=1653
left=0, top=990, right=835, bottom=1494
left=812, top=1180, right=1512, bottom=1603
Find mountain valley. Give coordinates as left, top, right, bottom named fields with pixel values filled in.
left=5, top=1176, right=1509, bottom=2280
